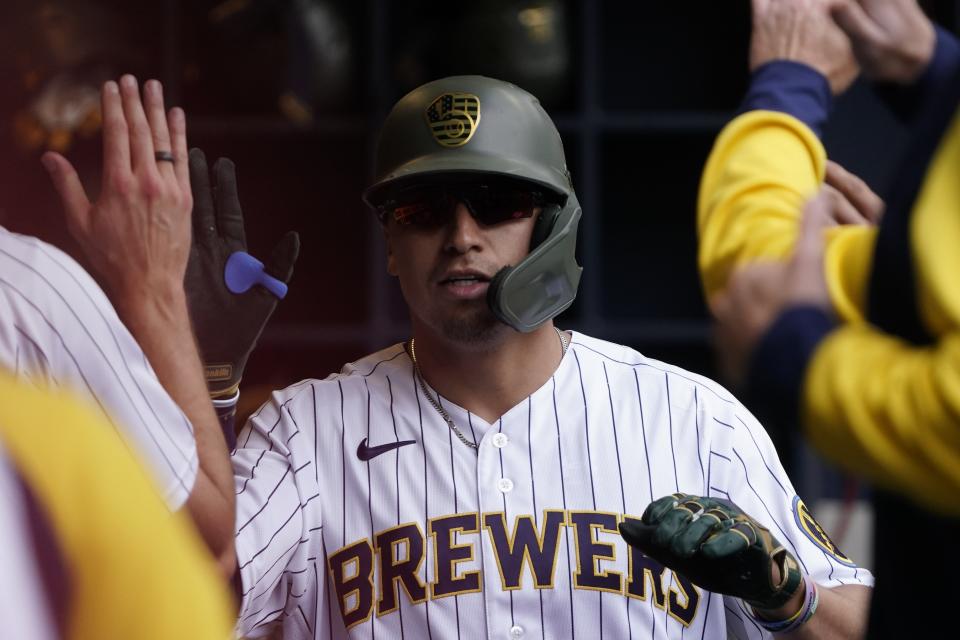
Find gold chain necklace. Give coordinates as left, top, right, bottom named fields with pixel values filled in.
left=409, top=328, right=569, bottom=453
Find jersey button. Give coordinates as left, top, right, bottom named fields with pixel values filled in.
left=509, top=625, right=524, bottom=638
left=497, top=478, right=514, bottom=493
left=492, top=433, right=509, bottom=448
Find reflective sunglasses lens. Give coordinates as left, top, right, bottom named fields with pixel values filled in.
left=469, top=189, right=540, bottom=225
left=388, top=191, right=454, bottom=227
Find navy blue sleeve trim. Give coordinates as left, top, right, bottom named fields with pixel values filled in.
left=738, top=60, right=833, bottom=137
left=874, top=26, right=960, bottom=123
left=744, top=305, right=836, bottom=429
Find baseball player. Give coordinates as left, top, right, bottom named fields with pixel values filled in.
left=220, top=76, right=872, bottom=639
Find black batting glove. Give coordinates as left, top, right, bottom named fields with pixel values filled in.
left=619, top=493, right=804, bottom=611
left=185, top=148, right=299, bottom=396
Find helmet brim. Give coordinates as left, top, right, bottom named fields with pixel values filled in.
left=363, top=151, right=570, bottom=208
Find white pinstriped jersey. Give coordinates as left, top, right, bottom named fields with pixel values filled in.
left=0, top=441, right=57, bottom=640
left=0, top=227, right=197, bottom=508
left=233, top=332, right=872, bottom=640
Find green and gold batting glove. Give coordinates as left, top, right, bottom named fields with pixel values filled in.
left=619, top=493, right=803, bottom=611
left=185, top=148, right=299, bottom=398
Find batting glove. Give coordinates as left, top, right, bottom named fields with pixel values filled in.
left=619, top=493, right=803, bottom=611
left=185, top=148, right=299, bottom=397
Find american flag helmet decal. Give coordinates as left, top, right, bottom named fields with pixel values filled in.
left=424, top=92, right=481, bottom=147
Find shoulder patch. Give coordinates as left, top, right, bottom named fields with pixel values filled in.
left=792, top=496, right=856, bottom=566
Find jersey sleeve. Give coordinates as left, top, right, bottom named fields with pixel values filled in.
left=705, top=399, right=874, bottom=596
left=802, top=309, right=960, bottom=518
left=0, top=231, right=197, bottom=509
left=696, top=109, right=877, bottom=324
left=233, top=384, right=324, bottom=638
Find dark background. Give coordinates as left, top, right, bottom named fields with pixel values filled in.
left=1, top=0, right=958, bottom=503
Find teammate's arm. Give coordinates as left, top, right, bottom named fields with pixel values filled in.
left=801, top=324, right=960, bottom=516
left=698, top=0, right=876, bottom=318
left=41, top=77, right=236, bottom=576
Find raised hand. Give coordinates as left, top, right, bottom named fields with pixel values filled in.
left=185, top=149, right=299, bottom=396
left=41, top=75, right=192, bottom=309
left=830, top=0, right=936, bottom=84
left=751, top=0, right=859, bottom=94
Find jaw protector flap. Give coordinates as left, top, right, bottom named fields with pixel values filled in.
left=486, top=200, right=583, bottom=333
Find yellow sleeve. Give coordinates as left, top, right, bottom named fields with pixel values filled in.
left=697, top=110, right=876, bottom=323
left=912, top=108, right=960, bottom=336
left=0, top=375, right=233, bottom=640
left=804, top=326, right=960, bottom=516
left=801, top=107, right=960, bottom=518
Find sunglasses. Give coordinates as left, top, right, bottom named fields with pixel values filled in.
left=376, top=179, right=555, bottom=229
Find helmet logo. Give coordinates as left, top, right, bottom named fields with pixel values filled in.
left=425, top=92, right=481, bottom=147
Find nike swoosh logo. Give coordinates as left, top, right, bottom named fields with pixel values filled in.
left=356, top=438, right=417, bottom=461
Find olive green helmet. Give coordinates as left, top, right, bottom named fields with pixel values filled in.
left=364, top=75, right=582, bottom=333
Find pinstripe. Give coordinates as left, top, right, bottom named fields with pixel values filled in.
left=12, top=245, right=194, bottom=459
left=352, top=349, right=405, bottom=378
left=321, top=560, right=331, bottom=639
left=700, top=444, right=715, bottom=640
left=13, top=325, right=51, bottom=373
left=734, top=600, right=765, bottom=638
left=572, top=348, right=603, bottom=640
left=36, top=243, right=196, bottom=446
left=439, top=397, right=462, bottom=640
left=385, top=375, right=406, bottom=640
left=497, top=417, right=516, bottom=626
left=528, top=397, right=546, bottom=636
left=723, top=605, right=746, bottom=640
left=238, top=465, right=293, bottom=533
left=570, top=341, right=736, bottom=405
left=312, top=385, right=319, bottom=484
left=0, top=275, right=190, bottom=487
left=239, top=508, right=303, bottom=574
left=734, top=416, right=789, bottom=497
left=632, top=369, right=657, bottom=640
left=551, top=377, right=576, bottom=637
left=363, top=378, right=376, bottom=640
left=665, top=373, right=681, bottom=636
left=666, top=373, right=680, bottom=494
left=339, top=381, right=346, bottom=551
left=245, top=380, right=315, bottom=436
left=573, top=350, right=598, bottom=510
left=694, top=388, right=706, bottom=490
left=244, top=535, right=312, bottom=599
left=730, top=449, right=810, bottom=574
left=603, top=362, right=632, bottom=640
left=413, top=366, right=435, bottom=640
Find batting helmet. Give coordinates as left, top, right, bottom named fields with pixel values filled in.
left=363, top=75, right=582, bottom=333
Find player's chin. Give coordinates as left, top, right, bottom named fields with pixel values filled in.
left=437, top=306, right=501, bottom=344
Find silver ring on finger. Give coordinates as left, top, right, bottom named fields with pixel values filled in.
left=154, top=150, right=175, bottom=163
